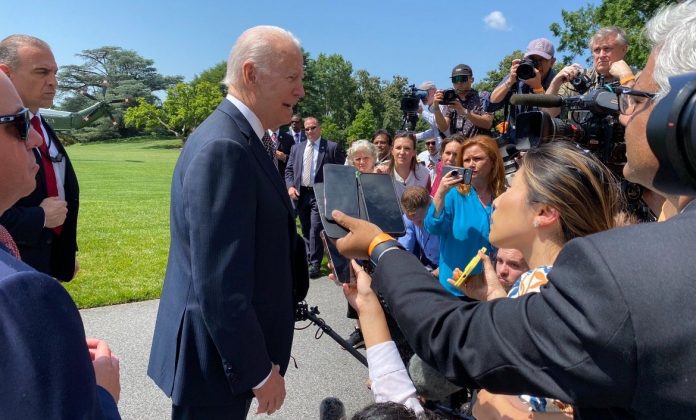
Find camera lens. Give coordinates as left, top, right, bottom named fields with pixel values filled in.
left=517, top=59, right=536, bottom=80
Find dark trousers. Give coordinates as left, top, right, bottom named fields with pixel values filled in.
left=297, top=187, right=324, bottom=267
left=172, top=397, right=252, bottom=420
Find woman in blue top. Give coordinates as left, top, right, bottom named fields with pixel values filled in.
left=425, top=135, right=506, bottom=296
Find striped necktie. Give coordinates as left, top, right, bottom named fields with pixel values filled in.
left=260, top=132, right=278, bottom=170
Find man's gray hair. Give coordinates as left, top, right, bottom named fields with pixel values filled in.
left=645, top=0, right=696, bottom=101
left=0, top=35, right=51, bottom=69
left=223, top=26, right=301, bottom=88
left=589, top=26, right=629, bottom=49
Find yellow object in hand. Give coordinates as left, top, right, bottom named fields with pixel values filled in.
left=454, top=247, right=487, bottom=287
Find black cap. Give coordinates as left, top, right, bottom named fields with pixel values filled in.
left=451, top=64, right=473, bottom=78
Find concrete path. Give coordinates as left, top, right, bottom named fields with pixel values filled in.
left=81, top=276, right=373, bottom=420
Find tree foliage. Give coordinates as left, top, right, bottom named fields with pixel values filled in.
left=192, top=61, right=227, bottom=96
left=474, top=50, right=524, bottom=94
left=124, top=81, right=221, bottom=139
left=346, top=102, right=378, bottom=141
left=550, top=0, right=678, bottom=68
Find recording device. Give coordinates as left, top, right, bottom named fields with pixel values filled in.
left=441, top=165, right=473, bottom=184
left=320, top=164, right=405, bottom=238
left=319, top=397, right=347, bottom=420
left=320, top=231, right=353, bottom=284
left=646, top=72, right=696, bottom=196
left=440, top=89, right=458, bottom=105
left=571, top=70, right=592, bottom=94
left=400, top=84, right=427, bottom=131
left=516, top=57, right=538, bottom=81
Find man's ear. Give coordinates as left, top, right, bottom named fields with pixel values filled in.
left=0, top=64, right=12, bottom=77
left=241, top=61, right=257, bottom=85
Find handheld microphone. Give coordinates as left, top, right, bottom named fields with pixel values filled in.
left=510, top=94, right=563, bottom=108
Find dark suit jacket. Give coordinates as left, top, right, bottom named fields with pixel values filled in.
left=0, top=250, right=119, bottom=419
left=284, top=138, right=346, bottom=191
left=0, top=117, right=79, bottom=281
left=148, top=99, right=307, bottom=407
left=373, top=200, right=696, bottom=419
left=276, top=130, right=295, bottom=176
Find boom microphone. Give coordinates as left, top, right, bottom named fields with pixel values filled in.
left=510, top=93, right=563, bottom=108
left=319, top=397, right=346, bottom=420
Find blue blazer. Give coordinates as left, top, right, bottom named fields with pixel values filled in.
left=284, top=138, right=346, bottom=190
left=148, top=99, right=307, bottom=406
left=0, top=250, right=119, bottom=419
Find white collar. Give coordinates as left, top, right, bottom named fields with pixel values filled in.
left=225, top=94, right=265, bottom=140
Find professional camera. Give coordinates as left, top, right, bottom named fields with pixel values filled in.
left=516, top=58, right=538, bottom=80
left=440, top=89, right=458, bottom=105
left=400, top=84, right=428, bottom=130
left=571, top=71, right=592, bottom=94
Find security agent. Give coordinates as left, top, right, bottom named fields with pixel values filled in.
left=331, top=2, right=696, bottom=417
left=486, top=38, right=558, bottom=141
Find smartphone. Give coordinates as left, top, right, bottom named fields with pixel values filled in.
left=442, top=165, right=473, bottom=185
left=321, top=231, right=353, bottom=284
left=323, top=164, right=360, bottom=222
left=314, top=183, right=348, bottom=239
left=358, top=173, right=406, bottom=236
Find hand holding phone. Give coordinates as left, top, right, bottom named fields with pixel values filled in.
left=454, top=247, right=487, bottom=287
left=442, top=165, right=473, bottom=185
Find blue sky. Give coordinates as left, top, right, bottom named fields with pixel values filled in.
left=3, top=0, right=600, bottom=96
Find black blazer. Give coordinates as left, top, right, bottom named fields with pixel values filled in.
left=0, top=117, right=79, bottom=281
left=148, top=99, right=307, bottom=407
left=276, top=130, right=295, bottom=176
left=284, top=138, right=346, bottom=191
left=372, top=200, right=696, bottom=419
left=0, top=250, right=119, bottom=419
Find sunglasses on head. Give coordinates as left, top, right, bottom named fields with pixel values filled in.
left=452, top=75, right=469, bottom=83
left=0, top=107, right=31, bottom=142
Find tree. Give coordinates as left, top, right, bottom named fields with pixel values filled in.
left=550, top=0, right=678, bottom=68
left=380, top=75, right=410, bottom=134
left=124, top=81, right=221, bottom=140
left=57, top=46, right=183, bottom=140
left=346, top=102, right=378, bottom=141
left=474, top=50, right=524, bottom=94
left=192, top=61, right=227, bottom=96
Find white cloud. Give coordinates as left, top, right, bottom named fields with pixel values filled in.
left=483, top=11, right=510, bottom=31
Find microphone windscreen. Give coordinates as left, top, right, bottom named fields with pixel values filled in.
left=319, top=396, right=347, bottom=420
left=509, top=93, right=563, bottom=108
left=408, top=354, right=463, bottom=401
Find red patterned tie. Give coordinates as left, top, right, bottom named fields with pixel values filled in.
left=31, top=116, right=63, bottom=235
left=0, top=225, right=20, bottom=259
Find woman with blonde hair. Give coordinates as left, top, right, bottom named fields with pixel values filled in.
left=425, top=135, right=505, bottom=296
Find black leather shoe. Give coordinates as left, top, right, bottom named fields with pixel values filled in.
left=309, top=265, right=322, bottom=279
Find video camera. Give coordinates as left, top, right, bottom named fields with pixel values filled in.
left=400, top=84, right=428, bottom=131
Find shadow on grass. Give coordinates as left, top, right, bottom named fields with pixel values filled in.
left=124, top=160, right=145, bottom=163
left=144, top=143, right=182, bottom=150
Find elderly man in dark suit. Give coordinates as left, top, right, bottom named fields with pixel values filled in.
left=0, top=70, right=120, bottom=419
left=0, top=34, right=79, bottom=282
left=285, top=116, right=345, bottom=278
left=331, top=2, right=696, bottom=418
left=148, top=26, right=308, bottom=420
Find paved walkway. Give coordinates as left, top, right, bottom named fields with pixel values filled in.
left=81, top=276, right=372, bottom=420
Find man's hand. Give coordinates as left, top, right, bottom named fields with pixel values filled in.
left=40, top=196, right=67, bottom=228
left=87, top=338, right=121, bottom=403
left=549, top=64, right=583, bottom=92
left=332, top=210, right=382, bottom=260
left=288, top=186, right=299, bottom=200
left=275, top=150, right=287, bottom=162
left=508, top=59, right=521, bottom=85
left=253, top=364, right=286, bottom=415
left=609, top=60, right=634, bottom=84
left=433, top=90, right=444, bottom=106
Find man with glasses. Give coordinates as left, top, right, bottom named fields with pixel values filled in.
left=285, top=116, right=345, bottom=278
left=485, top=38, right=558, bottom=142
left=330, top=2, right=696, bottom=416
left=0, top=70, right=121, bottom=420
left=0, top=34, right=79, bottom=282
left=417, top=138, right=439, bottom=181
left=433, top=64, right=493, bottom=138
left=545, top=26, right=636, bottom=118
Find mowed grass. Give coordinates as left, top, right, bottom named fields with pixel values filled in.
left=64, top=137, right=180, bottom=308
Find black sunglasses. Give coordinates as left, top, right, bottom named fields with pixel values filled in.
left=451, top=75, right=469, bottom=83
left=0, top=107, right=31, bottom=141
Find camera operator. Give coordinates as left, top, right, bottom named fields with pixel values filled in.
left=433, top=64, right=493, bottom=138
left=331, top=2, right=696, bottom=417
left=486, top=38, right=558, bottom=141
left=546, top=26, right=636, bottom=117
left=414, top=81, right=447, bottom=148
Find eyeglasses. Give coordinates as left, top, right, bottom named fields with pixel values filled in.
left=617, top=87, right=656, bottom=116
left=0, top=107, right=31, bottom=141
left=425, top=141, right=436, bottom=146
left=451, top=75, right=469, bottom=84
left=304, top=126, right=318, bottom=132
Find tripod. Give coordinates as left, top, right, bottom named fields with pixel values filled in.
left=295, top=301, right=367, bottom=367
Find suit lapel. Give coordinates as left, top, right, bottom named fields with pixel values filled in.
left=317, top=138, right=327, bottom=169
left=217, top=100, right=294, bottom=215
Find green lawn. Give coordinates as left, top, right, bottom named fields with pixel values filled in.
left=64, top=137, right=179, bottom=308
left=64, top=137, right=326, bottom=308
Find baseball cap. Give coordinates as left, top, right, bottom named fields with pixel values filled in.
left=418, top=81, right=436, bottom=90
left=451, top=64, right=473, bottom=78
left=524, top=38, right=555, bottom=60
